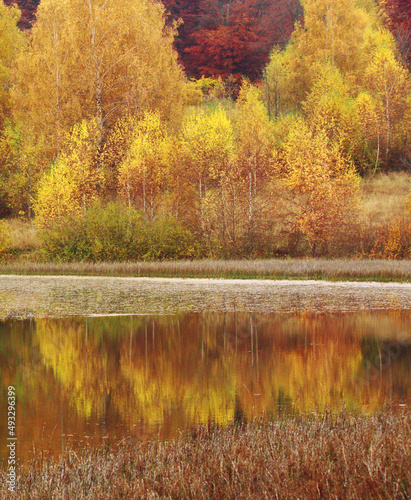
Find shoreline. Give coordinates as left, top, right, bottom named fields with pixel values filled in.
left=1, top=258, right=411, bottom=282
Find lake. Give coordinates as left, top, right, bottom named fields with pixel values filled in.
left=0, top=276, right=410, bottom=466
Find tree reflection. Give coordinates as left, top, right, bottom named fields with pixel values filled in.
left=1, top=310, right=410, bottom=463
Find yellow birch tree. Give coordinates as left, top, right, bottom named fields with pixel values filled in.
left=118, top=112, right=172, bottom=220
left=232, top=83, right=273, bottom=253
left=278, top=120, right=360, bottom=256
left=181, top=106, right=234, bottom=253
left=34, top=120, right=102, bottom=228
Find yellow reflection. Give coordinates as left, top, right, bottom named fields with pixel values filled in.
left=33, top=311, right=411, bottom=431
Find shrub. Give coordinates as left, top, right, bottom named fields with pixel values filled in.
left=38, top=201, right=198, bottom=262
left=84, top=201, right=147, bottom=261
left=371, top=216, right=411, bottom=259
left=39, top=217, right=90, bottom=261
left=144, top=217, right=198, bottom=260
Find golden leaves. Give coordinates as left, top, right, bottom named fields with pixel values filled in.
left=278, top=120, right=360, bottom=255
left=34, top=119, right=103, bottom=228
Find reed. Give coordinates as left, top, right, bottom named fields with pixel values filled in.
left=1, top=410, right=410, bottom=499
left=1, top=258, right=411, bottom=281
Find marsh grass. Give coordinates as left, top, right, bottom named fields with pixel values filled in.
left=4, top=219, right=39, bottom=262
left=361, top=172, right=411, bottom=227
left=1, top=411, right=410, bottom=499
left=1, top=258, right=411, bottom=281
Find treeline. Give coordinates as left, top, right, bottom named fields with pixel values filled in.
left=6, top=0, right=411, bottom=78
left=0, top=0, right=411, bottom=260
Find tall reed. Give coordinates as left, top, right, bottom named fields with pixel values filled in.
left=1, top=410, right=409, bottom=499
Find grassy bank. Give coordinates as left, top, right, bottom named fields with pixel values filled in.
left=1, top=411, right=410, bottom=499
left=1, top=173, right=410, bottom=281
left=1, top=258, right=411, bottom=282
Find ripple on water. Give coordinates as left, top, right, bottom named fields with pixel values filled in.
left=0, top=275, right=411, bottom=318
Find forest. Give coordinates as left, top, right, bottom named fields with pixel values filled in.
left=0, top=0, right=411, bottom=260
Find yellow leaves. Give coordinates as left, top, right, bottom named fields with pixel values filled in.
left=300, top=0, right=369, bottom=73
left=234, top=83, right=272, bottom=167
left=263, top=47, right=290, bottom=118
left=264, top=0, right=411, bottom=174
left=365, top=35, right=410, bottom=102
left=280, top=0, right=372, bottom=107
left=279, top=120, right=360, bottom=255
left=11, top=0, right=186, bottom=184
left=371, top=216, right=411, bottom=259
left=34, top=158, right=79, bottom=229
left=182, top=105, right=235, bottom=181
left=34, top=119, right=102, bottom=228
left=0, top=2, right=22, bottom=65
left=0, top=220, right=12, bottom=256
left=118, top=111, right=173, bottom=216
left=0, top=2, right=24, bottom=128
left=303, top=65, right=356, bottom=144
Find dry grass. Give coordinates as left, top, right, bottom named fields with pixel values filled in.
left=1, top=410, right=410, bottom=499
left=4, top=218, right=39, bottom=251
left=1, top=258, right=411, bottom=281
left=361, top=172, right=411, bottom=227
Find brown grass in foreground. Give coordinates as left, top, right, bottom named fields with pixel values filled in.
left=1, top=258, right=411, bottom=281
left=1, top=411, right=410, bottom=499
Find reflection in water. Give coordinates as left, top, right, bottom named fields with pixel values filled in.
left=0, top=311, right=410, bottom=464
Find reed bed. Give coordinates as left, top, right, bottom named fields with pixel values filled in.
left=1, top=258, right=411, bottom=281
left=1, top=411, right=410, bottom=499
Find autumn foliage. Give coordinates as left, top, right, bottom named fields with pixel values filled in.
left=163, top=0, right=302, bottom=80
left=381, top=0, right=411, bottom=70
left=0, top=0, right=411, bottom=259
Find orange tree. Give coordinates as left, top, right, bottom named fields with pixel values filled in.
left=276, top=119, right=360, bottom=256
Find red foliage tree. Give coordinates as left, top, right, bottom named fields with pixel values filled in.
left=163, top=0, right=302, bottom=80
left=381, top=0, right=411, bottom=69
left=3, top=0, right=40, bottom=29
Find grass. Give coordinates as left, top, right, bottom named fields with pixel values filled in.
left=4, top=218, right=39, bottom=251
left=361, top=172, right=411, bottom=228
left=1, top=258, right=411, bottom=281
left=1, top=410, right=410, bottom=499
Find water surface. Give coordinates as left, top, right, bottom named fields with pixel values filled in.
left=0, top=277, right=410, bottom=466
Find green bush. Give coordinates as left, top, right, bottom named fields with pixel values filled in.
left=84, top=201, right=147, bottom=261
left=144, top=217, right=198, bottom=260
left=38, top=201, right=198, bottom=262
left=39, top=217, right=90, bottom=261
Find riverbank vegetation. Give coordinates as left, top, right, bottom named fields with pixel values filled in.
left=1, top=172, right=410, bottom=270
left=1, top=0, right=411, bottom=261
left=1, top=410, right=410, bottom=499
left=2, top=258, right=411, bottom=281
